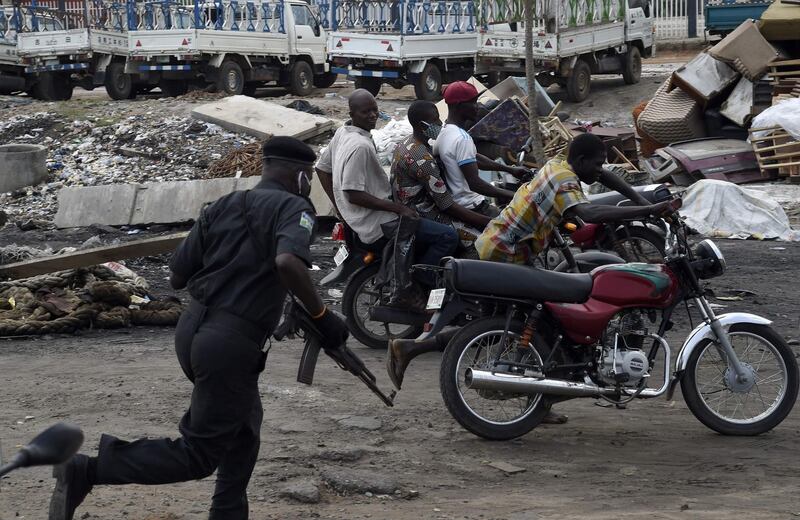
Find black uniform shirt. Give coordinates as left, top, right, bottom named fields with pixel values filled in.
left=170, top=179, right=315, bottom=332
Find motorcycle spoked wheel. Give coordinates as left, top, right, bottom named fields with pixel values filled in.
left=440, top=317, right=552, bottom=440
left=612, top=226, right=665, bottom=263
left=341, top=262, right=423, bottom=350
left=681, top=323, right=799, bottom=436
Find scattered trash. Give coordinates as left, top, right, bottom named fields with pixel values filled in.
left=285, top=99, right=325, bottom=115
left=327, top=288, right=343, bottom=299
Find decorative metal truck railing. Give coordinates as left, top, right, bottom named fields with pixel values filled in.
left=86, top=0, right=286, bottom=33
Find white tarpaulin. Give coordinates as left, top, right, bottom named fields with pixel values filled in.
left=681, top=179, right=800, bottom=241
left=751, top=97, right=800, bottom=141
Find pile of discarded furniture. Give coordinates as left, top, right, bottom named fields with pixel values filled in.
left=634, top=11, right=800, bottom=186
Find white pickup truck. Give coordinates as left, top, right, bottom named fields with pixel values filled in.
left=325, top=0, right=479, bottom=100
left=475, top=0, right=655, bottom=101
left=89, top=0, right=334, bottom=99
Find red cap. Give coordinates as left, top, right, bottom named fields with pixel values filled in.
left=442, top=81, right=482, bottom=104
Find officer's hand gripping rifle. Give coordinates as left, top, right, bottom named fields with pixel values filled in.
left=273, top=299, right=396, bottom=407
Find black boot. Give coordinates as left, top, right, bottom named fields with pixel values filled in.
left=49, top=454, right=93, bottom=520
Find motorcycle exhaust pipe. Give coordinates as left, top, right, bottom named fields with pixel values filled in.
left=465, top=335, right=671, bottom=399
left=465, top=369, right=669, bottom=399
left=466, top=369, right=615, bottom=397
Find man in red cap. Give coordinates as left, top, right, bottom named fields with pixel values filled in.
left=433, top=81, right=530, bottom=217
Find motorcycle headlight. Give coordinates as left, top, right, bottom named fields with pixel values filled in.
left=693, top=239, right=726, bottom=279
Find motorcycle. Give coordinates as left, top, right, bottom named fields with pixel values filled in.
left=322, top=220, right=623, bottom=349
left=432, top=214, right=799, bottom=440
left=0, top=423, right=84, bottom=478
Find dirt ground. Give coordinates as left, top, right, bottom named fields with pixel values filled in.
left=2, top=240, right=800, bottom=520
left=2, top=52, right=800, bottom=519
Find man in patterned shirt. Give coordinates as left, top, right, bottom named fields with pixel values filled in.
left=474, top=133, right=677, bottom=424
left=391, top=101, right=492, bottom=255
left=476, top=133, right=676, bottom=265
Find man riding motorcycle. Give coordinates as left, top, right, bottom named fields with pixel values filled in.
left=387, top=133, right=678, bottom=424
left=391, top=100, right=492, bottom=257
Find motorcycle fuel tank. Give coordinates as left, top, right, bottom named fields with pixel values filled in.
left=545, top=264, right=679, bottom=345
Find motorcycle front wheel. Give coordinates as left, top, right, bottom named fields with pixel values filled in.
left=440, top=317, right=551, bottom=440
left=681, top=323, right=799, bottom=435
left=613, top=225, right=665, bottom=263
left=341, top=263, right=423, bottom=349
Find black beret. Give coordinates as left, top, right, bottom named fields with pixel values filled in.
left=262, top=136, right=317, bottom=164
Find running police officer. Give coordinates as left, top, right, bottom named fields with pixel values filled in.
left=48, top=136, right=349, bottom=520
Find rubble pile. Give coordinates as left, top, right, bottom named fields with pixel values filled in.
left=0, top=100, right=259, bottom=224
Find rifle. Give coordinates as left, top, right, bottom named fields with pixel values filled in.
left=273, top=298, right=396, bottom=407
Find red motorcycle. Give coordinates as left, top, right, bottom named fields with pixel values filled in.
left=432, top=215, right=799, bottom=440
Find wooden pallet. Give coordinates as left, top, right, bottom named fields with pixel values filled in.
left=769, top=59, right=800, bottom=86
left=538, top=116, right=573, bottom=160
left=749, top=126, right=800, bottom=183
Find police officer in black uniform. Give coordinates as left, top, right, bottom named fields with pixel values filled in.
left=48, top=136, right=350, bottom=520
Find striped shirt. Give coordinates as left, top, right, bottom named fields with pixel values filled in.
left=475, top=156, right=588, bottom=264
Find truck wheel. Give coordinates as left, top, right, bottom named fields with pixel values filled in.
left=218, top=60, right=245, bottom=95
left=105, top=62, right=133, bottom=100
left=622, top=46, right=642, bottom=85
left=33, top=72, right=72, bottom=101
left=414, top=62, right=442, bottom=101
left=354, top=76, right=382, bottom=97
left=288, top=60, right=313, bottom=96
left=160, top=79, right=188, bottom=97
left=55, top=78, right=74, bottom=101
left=313, top=71, right=338, bottom=88
left=566, top=58, right=591, bottom=102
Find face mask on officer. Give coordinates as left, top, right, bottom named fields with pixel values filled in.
left=420, top=121, right=442, bottom=141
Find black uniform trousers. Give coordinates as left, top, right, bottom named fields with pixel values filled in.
left=94, top=301, right=268, bottom=519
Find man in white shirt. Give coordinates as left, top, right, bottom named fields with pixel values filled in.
left=316, top=90, right=409, bottom=246
left=316, top=90, right=458, bottom=305
left=433, top=81, right=531, bottom=217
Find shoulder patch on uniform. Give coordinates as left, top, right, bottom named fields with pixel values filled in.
left=299, top=211, right=315, bottom=233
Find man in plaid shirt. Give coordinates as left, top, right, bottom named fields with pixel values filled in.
left=475, top=133, right=678, bottom=424
left=476, top=133, right=676, bottom=266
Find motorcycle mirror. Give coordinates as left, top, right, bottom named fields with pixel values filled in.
left=4, top=423, right=83, bottom=474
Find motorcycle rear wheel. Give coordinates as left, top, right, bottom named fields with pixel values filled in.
left=440, top=317, right=551, bottom=440
left=681, top=323, right=799, bottom=435
left=342, top=263, right=423, bottom=349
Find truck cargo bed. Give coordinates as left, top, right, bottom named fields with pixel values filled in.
left=328, top=31, right=477, bottom=61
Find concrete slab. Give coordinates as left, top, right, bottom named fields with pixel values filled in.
left=55, top=183, right=139, bottom=228
left=130, top=178, right=254, bottom=225
left=55, top=176, right=334, bottom=228
left=190, top=95, right=336, bottom=141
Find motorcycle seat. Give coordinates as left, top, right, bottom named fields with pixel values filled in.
left=447, top=259, right=592, bottom=303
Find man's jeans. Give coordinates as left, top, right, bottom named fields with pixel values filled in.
left=413, top=217, right=458, bottom=286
